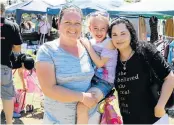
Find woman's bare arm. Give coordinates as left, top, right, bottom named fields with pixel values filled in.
left=36, top=62, right=97, bottom=108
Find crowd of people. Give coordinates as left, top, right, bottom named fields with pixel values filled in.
left=1, top=1, right=174, bottom=124
left=19, top=14, right=51, bottom=45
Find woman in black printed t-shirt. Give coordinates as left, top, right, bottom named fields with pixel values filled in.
left=108, top=17, right=174, bottom=124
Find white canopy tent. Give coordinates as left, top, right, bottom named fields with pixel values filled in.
left=109, top=0, right=174, bottom=17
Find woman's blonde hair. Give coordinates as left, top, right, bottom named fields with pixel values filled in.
left=58, top=4, right=83, bottom=23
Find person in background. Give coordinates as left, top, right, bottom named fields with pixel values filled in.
left=20, top=17, right=25, bottom=33
left=20, top=18, right=33, bottom=33
left=31, top=15, right=37, bottom=24
left=109, top=17, right=174, bottom=124
left=52, top=16, right=58, bottom=29
left=1, top=2, right=22, bottom=124
left=35, top=14, right=41, bottom=33
left=38, top=16, right=51, bottom=44
left=34, top=15, right=42, bottom=43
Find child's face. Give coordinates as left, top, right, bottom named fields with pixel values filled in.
left=89, top=17, right=108, bottom=43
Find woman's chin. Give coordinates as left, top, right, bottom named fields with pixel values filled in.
left=67, top=35, right=79, bottom=41
left=115, top=44, right=125, bottom=50
left=68, top=37, right=78, bottom=41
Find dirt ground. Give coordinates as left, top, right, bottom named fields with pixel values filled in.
left=0, top=93, right=44, bottom=124
left=1, top=72, right=44, bottom=124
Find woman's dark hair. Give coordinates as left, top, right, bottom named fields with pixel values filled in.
left=27, top=21, right=32, bottom=29
left=58, top=4, right=83, bottom=23
left=108, top=17, right=139, bottom=51
left=20, top=21, right=31, bottom=30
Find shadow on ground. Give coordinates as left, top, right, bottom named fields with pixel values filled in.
left=1, top=108, right=43, bottom=124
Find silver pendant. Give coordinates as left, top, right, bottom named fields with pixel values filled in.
left=123, top=66, right=126, bottom=70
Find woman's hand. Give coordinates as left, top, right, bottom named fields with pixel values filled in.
left=81, top=92, right=98, bottom=109
left=155, top=71, right=174, bottom=117
left=154, top=104, right=166, bottom=117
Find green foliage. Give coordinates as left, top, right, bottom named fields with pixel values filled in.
left=124, top=0, right=133, bottom=3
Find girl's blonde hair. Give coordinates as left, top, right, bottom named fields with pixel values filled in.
left=87, top=11, right=110, bottom=26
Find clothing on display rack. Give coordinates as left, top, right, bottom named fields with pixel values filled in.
left=139, top=16, right=147, bottom=41
left=165, top=18, right=174, bottom=37
left=162, top=20, right=166, bottom=35
left=155, top=36, right=173, bottom=60
left=167, top=40, right=174, bottom=65
left=156, top=40, right=165, bottom=56
left=149, top=16, right=158, bottom=43
left=163, top=36, right=174, bottom=60
left=157, top=20, right=164, bottom=36
left=164, top=44, right=170, bottom=60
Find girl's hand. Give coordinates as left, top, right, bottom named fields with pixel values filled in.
left=23, top=86, right=28, bottom=92
left=154, top=104, right=166, bottom=117
left=80, top=38, right=91, bottom=49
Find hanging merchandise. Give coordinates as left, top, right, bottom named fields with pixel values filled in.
left=165, top=18, right=174, bottom=37
left=157, top=21, right=162, bottom=37
left=138, top=16, right=147, bottom=41
left=167, top=40, right=174, bottom=65
left=149, top=16, right=158, bottom=43
left=162, top=20, right=166, bottom=36
left=164, top=44, right=170, bottom=60
left=157, top=20, right=165, bottom=37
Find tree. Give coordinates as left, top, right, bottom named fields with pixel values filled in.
left=124, top=0, right=141, bottom=3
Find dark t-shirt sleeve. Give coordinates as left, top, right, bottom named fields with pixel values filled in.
left=12, top=23, right=23, bottom=45
left=145, top=43, right=171, bottom=80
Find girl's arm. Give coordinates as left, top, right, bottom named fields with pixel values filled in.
left=18, top=67, right=27, bottom=90
left=80, top=38, right=114, bottom=68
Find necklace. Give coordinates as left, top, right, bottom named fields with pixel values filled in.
left=120, top=51, right=134, bottom=70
